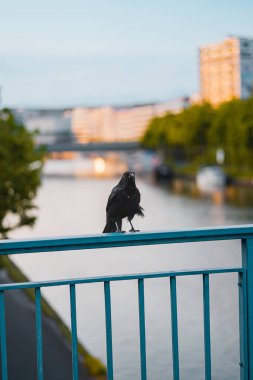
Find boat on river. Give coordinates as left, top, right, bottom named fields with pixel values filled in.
left=196, top=166, right=226, bottom=193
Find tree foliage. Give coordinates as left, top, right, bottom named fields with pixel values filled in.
left=141, top=98, right=253, bottom=175
left=0, top=109, right=44, bottom=238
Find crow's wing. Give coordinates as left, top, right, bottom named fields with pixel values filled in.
left=106, top=185, right=120, bottom=212
left=135, top=187, right=141, bottom=203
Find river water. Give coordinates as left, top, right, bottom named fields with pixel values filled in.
left=10, top=175, right=253, bottom=380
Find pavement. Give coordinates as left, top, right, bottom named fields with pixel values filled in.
left=0, top=269, right=97, bottom=380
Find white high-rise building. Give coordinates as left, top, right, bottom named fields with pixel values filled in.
left=200, top=36, right=253, bottom=106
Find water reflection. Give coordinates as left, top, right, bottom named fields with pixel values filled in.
left=158, top=177, right=253, bottom=208
left=43, top=152, right=128, bottom=178
left=45, top=151, right=253, bottom=209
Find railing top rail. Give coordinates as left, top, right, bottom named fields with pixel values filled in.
left=1, top=224, right=253, bottom=256
left=0, top=267, right=243, bottom=291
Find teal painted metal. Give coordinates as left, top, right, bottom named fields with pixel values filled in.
left=104, top=281, right=114, bottom=380
left=170, top=276, right=180, bottom=380
left=238, top=271, right=248, bottom=380
left=203, top=274, right=211, bottom=380
left=1, top=225, right=253, bottom=255
left=242, top=238, right=253, bottom=379
left=70, top=284, right=79, bottom=380
left=138, top=279, right=147, bottom=380
left=1, top=226, right=253, bottom=379
left=0, top=291, right=8, bottom=380
left=35, top=288, right=43, bottom=380
left=0, top=267, right=243, bottom=292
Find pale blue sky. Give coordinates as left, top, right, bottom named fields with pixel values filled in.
left=0, top=0, right=253, bottom=107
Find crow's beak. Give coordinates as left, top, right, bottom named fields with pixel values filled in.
left=129, top=172, right=135, bottom=177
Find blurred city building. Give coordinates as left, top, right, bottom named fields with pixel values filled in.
left=200, top=36, right=253, bottom=106
left=72, top=98, right=190, bottom=143
left=71, top=107, right=116, bottom=142
left=13, top=109, right=72, bottom=144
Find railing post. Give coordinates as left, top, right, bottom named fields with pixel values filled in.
left=70, top=284, right=79, bottom=380
left=170, top=276, right=180, bottom=380
left=238, top=270, right=248, bottom=380
left=138, top=279, right=147, bottom=380
left=241, top=238, right=253, bottom=380
left=0, top=291, right=8, bottom=380
left=104, top=281, right=114, bottom=380
left=203, top=274, right=211, bottom=380
left=35, top=287, right=44, bottom=380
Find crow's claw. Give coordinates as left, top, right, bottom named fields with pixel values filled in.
left=129, top=228, right=139, bottom=233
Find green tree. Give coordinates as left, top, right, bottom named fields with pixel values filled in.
left=177, top=103, right=214, bottom=146
left=0, top=109, right=44, bottom=238
left=141, top=97, right=253, bottom=176
left=141, top=116, right=166, bottom=149
left=208, top=98, right=253, bottom=169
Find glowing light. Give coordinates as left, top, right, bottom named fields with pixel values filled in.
left=94, top=157, right=105, bottom=174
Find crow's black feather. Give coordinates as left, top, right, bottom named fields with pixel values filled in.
left=103, top=171, right=144, bottom=233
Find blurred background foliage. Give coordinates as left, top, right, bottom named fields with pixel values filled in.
left=0, top=109, right=44, bottom=238
left=141, top=97, right=253, bottom=178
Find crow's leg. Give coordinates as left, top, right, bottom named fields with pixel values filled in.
left=115, top=220, right=125, bottom=233
left=118, top=219, right=125, bottom=233
left=129, top=219, right=139, bottom=233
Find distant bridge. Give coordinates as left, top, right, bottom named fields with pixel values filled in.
left=42, top=141, right=142, bottom=153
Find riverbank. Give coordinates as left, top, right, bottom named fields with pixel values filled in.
left=152, top=170, right=253, bottom=208
left=0, top=256, right=106, bottom=380
left=170, top=164, right=253, bottom=186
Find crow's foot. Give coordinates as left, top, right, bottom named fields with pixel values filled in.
left=129, top=228, right=139, bottom=233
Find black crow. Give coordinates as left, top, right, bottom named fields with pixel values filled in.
left=103, top=171, right=144, bottom=233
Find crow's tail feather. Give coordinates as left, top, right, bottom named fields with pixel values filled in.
left=103, top=220, right=117, bottom=233
left=137, top=206, right=144, bottom=217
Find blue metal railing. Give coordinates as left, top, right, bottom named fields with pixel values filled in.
left=0, top=225, right=253, bottom=380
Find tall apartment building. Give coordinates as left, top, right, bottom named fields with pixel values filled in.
left=200, top=36, right=253, bottom=106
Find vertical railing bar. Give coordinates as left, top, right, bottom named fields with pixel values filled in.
left=70, top=284, right=79, bottom=380
left=203, top=274, right=212, bottom=380
left=104, top=281, right=114, bottom=380
left=242, top=238, right=253, bottom=380
left=138, top=278, right=147, bottom=380
left=35, top=287, right=43, bottom=380
left=239, top=271, right=249, bottom=380
left=0, top=290, right=8, bottom=380
left=170, top=276, right=180, bottom=380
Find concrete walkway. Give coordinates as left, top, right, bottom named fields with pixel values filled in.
left=0, top=270, right=97, bottom=380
